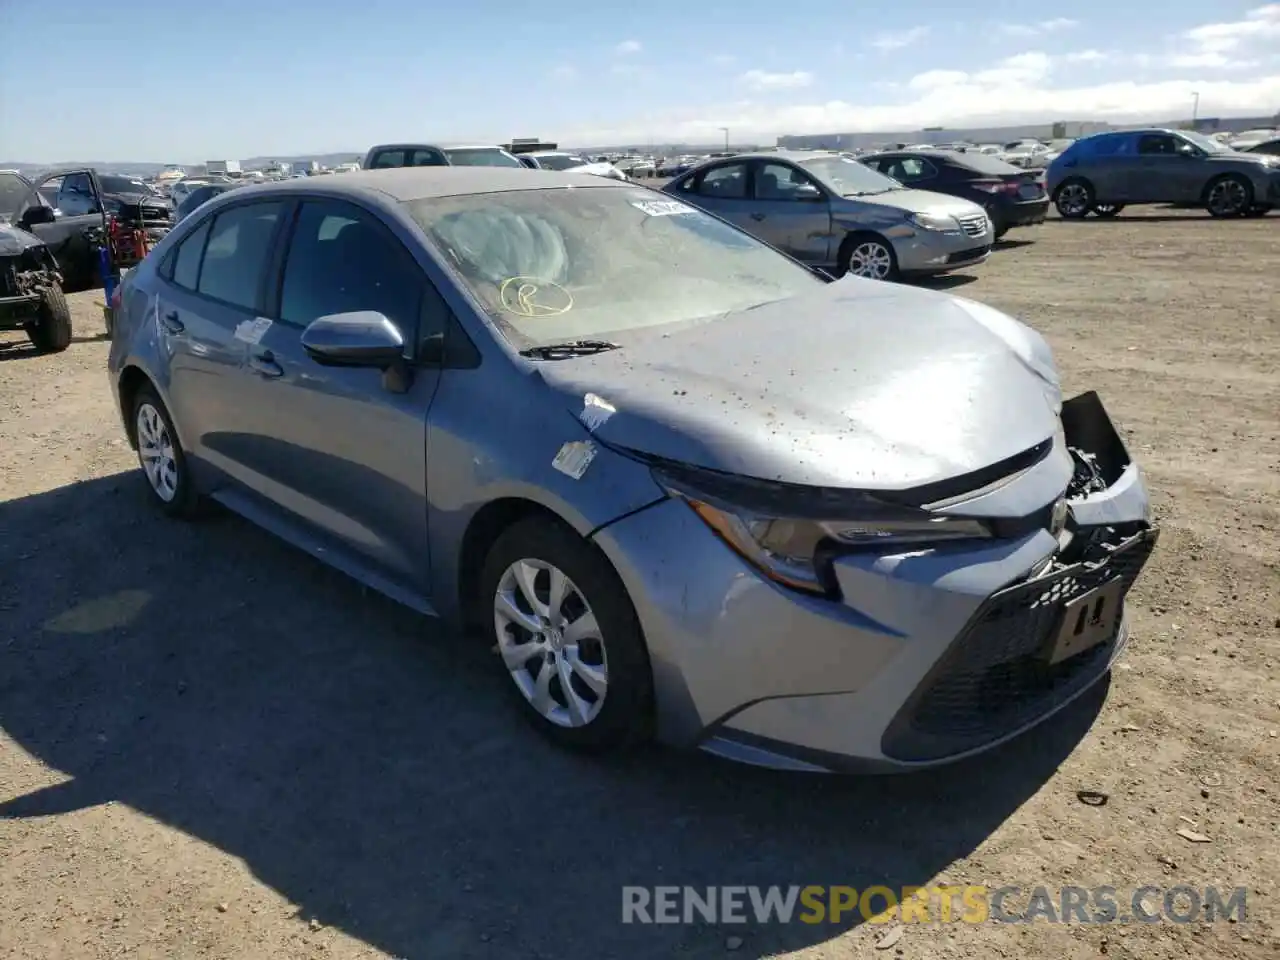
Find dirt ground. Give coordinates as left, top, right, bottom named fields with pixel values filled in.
left=1, top=209, right=1277, bottom=960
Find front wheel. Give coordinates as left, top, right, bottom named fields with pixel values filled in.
left=25, top=284, right=73, bottom=353
left=479, top=516, right=653, bottom=752
left=1205, top=175, right=1252, bottom=217
left=839, top=234, right=899, bottom=281
left=1054, top=180, right=1094, bottom=219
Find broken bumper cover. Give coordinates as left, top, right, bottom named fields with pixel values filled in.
left=590, top=391, right=1158, bottom=772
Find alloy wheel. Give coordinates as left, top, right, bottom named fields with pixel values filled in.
left=136, top=402, right=179, bottom=502
left=1057, top=183, right=1090, bottom=217
left=493, top=558, right=609, bottom=728
left=1207, top=179, right=1248, bottom=216
left=848, top=241, right=894, bottom=280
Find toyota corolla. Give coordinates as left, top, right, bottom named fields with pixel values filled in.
left=108, top=168, right=1158, bottom=772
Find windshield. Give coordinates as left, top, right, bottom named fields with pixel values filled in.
left=798, top=155, right=901, bottom=196
left=1179, top=131, right=1230, bottom=154
left=0, top=173, right=33, bottom=217
left=533, top=154, right=589, bottom=171
left=406, top=187, right=822, bottom=348
left=442, top=147, right=524, bottom=168
left=101, top=175, right=157, bottom=195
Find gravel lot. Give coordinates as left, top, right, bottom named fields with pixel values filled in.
left=2, top=209, right=1277, bottom=960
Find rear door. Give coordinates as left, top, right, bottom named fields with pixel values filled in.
left=225, top=197, right=442, bottom=590
left=153, top=199, right=286, bottom=476
left=746, top=160, right=833, bottom=264
left=1131, top=133, right=1190, bottom=202
left=670, top=160, right=755, bottom=229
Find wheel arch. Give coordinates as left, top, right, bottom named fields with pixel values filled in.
left=117, top=365, right=154, bottom=449
left=1200, top=170, right=1252, bottom=202
left=836, top=229, right=897, bottom=277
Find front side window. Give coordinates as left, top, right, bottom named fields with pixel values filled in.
left=408, top=186, right=822, bottom=348
left=754, top=162, right=822, bottom=200
left=1137, top=134, right=1180, bottom=156
left=280, top=200, right=423, bottom=340
left=196, top=201, right=282, bottom=310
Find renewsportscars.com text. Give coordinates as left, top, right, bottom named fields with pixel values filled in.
left=621, top=885, right=1248, bottom=925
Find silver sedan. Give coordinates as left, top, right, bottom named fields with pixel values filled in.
left=662, top=151, right=994, bottom=280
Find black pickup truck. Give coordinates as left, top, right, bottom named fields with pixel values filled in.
left=0, top=169, right=107, bottom=290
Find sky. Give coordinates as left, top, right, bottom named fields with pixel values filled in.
left=1, top=1, right=1277, bottom=162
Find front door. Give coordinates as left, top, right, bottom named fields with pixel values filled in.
left=1130, top=133, right=1190, bottom=203
left=226, top=198, right=441, bottom=591
left=746, top=160, right=834, bottom=265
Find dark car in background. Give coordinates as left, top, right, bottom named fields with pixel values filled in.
left=1046, top=128, right=1280, bottom=219
left=859, top=149, right=1048, bottom=239
left=1245, top=138, right=1280, bottom=157
left=362, top=143, right=524, bottom=170
left=176, top=182, right=239, bottom=222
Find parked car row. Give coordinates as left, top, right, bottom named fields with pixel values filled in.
left=104, top=165, right=1159, bottom=772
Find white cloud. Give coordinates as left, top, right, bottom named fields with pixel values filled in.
left=614, top=39, right=642, bottom=55
left=739, top=69, right=815, bottom=91
left=870, top=27, right=929, bottom=51
left=1000, top=17, right=1079, bottom=37
left=1163, top=4, right=1280, bottom=68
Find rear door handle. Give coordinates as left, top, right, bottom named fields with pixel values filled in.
left=161, top=310, right=184, bottom=334
left=750, top=212, right=767, bottom=221
left=249, top=351, right=283, bottom=379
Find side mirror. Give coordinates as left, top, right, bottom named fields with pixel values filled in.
left=301, top=311, right=405, bottom=368
left=795, top=183, right=823, bottom=200
left=1177, top=144, right=1197, bottom=157
left=20, top=205, right=57, bottom=228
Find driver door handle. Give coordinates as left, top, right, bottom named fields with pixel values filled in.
left=249, top=350, right=283, bottom=379
left=161, top=311, right=184, bottom=334
left=750, top=212, right=767, bottom=221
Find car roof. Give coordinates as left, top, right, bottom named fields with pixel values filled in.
left=367, top=142, right=509, bottom=152
left=240, top=167, right=622, bottom=202
left=862, top=148, right=957, bottom=158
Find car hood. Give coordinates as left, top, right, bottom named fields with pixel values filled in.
left=1211, top=151, right=1280, bottom=167
left=0, top=223, right=45, bottom=255
left=838, top=187, right=985, bottom=218
left=536, top=277, right=1062, bottom=491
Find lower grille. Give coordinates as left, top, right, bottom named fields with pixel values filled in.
left=947, top=245, right=991, bottom=264
left=957, top=214, right=988, bottom=237
left=881, top=526, right=1158, bottom=763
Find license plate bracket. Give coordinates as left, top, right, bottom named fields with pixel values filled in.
left=1044, top=577, right=1125, bottom=664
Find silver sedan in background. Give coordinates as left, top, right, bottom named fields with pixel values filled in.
left=107, top=168, right=1157, bottom=772
left=662, top=151, right=994, bottom=281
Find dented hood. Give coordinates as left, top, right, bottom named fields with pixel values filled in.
left=536, top=277, right=1063, bottom=491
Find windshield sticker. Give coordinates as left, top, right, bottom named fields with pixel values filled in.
left=552, top=440, right=597, bottom=480
left=630, top=199, right=698, bottom=218
left=579, top=393, right=616, bottom=432
left=233, top=317, right=272, bottom=344
left=498, top=277, right=573, bottom=318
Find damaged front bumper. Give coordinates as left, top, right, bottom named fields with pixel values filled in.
left=590, top=391, right=1158, bottom=773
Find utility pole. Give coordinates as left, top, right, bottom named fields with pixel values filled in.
left=1191, top=91, right=1200, bottom=125
left=719, top=127, right=729, bottom=151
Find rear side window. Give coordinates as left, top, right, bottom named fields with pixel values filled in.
left=1078, top=134, right=1130, bottom=158
left=171, top=219, right=211, bottom=289
left=369, top=148, right=447, bottom=168
left=196, top=201, right=282, bottom=310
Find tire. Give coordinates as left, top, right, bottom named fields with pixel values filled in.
left=1243, top=204, right=1272, bottom=218
left=24, top=284, right=73, bottom=353
left=1092, top=204, right=1124, bottom=218
left=478, top=515, right=653, bottom=752
left=1054, top=179, right=1094, bottom=219
left=1204, top=175, right=1253, bottom=218
left=837, top=232, right=899, bottom=281
left=130, top=385, right=203, bottom=518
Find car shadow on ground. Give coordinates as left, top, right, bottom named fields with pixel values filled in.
left=0, top=473, right=1106, bottom=959
left=0, top=332, right=109, bottom=361
left=994, top=238, right=1036, bottom=251
left=914, top=273, right=979, bottom=291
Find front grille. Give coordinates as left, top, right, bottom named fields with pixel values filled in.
left=957, top=214, right=988, bottom=237
left=881, top=526, right=1158, bottom=763
left=947, top=244, right=991, bottom=264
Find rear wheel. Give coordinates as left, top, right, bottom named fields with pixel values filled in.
left=838, top=233, right=899, bottom=281
left=1054, top=179, right=1093, bottom=219
left=1205, top=175, right=1252, bottom=217
left=24, top=284, right=72, bottom=353
left=131, top=385, right=203, bottom=518
left=1092, top=203, right=1124, bottom=217
left=479, top=515, right=653, bottom=752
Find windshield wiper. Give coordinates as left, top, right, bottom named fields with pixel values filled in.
left=845, top=188, right=892, bottom=197
left=518, top=339, right=620, bottom=360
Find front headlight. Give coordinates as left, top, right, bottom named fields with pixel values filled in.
left=677, top=492, right=991, bottom=595
left=906, top=212, right=960, bottom=233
